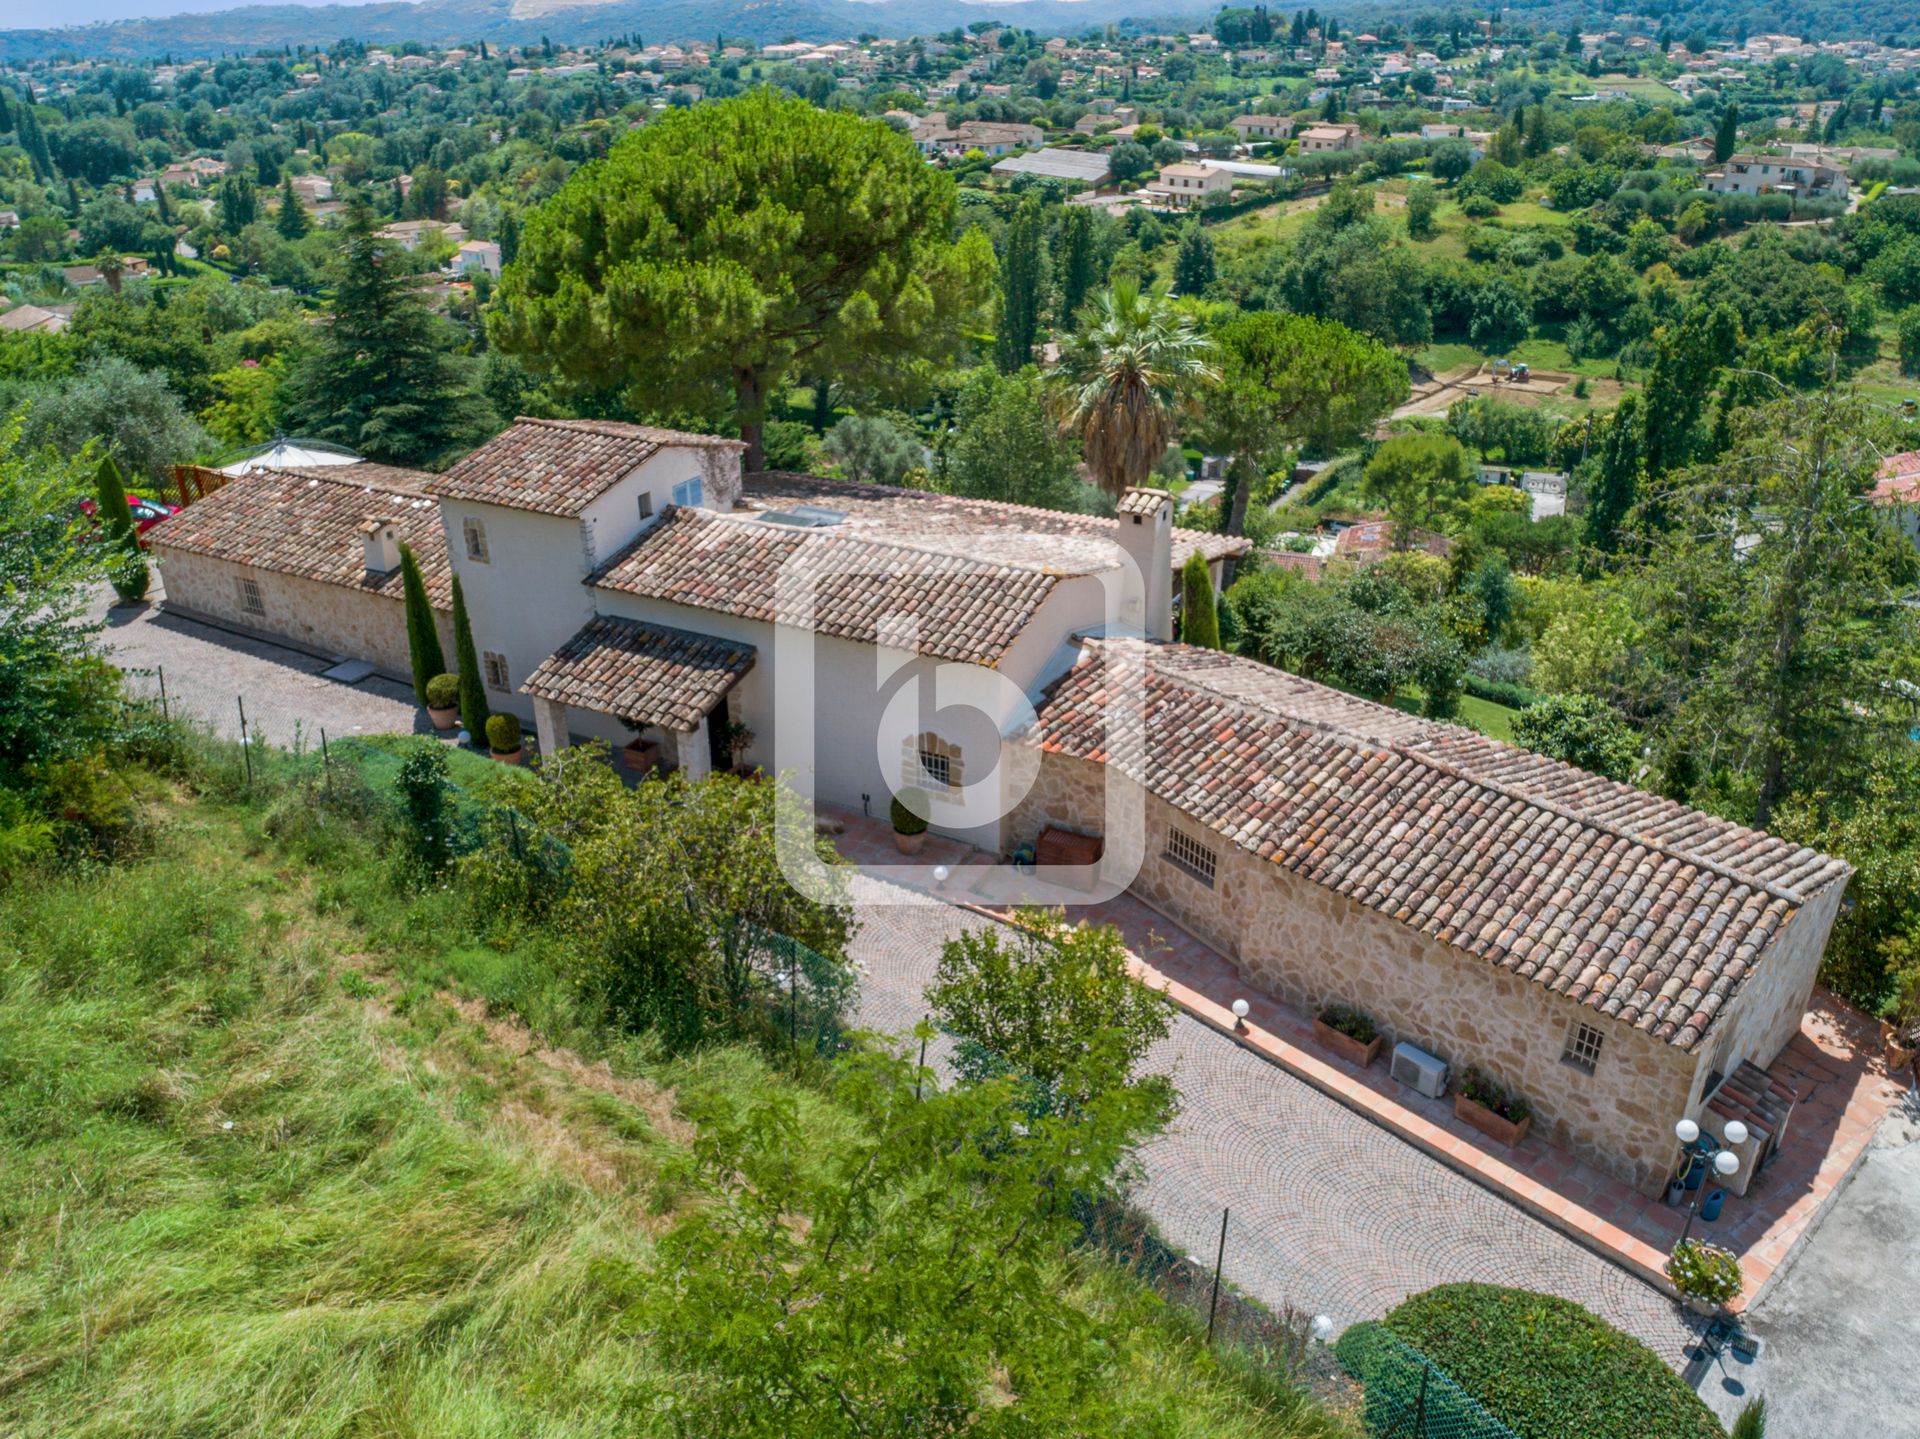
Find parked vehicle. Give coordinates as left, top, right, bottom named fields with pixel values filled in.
left=80, top=493, right=178, bottom=549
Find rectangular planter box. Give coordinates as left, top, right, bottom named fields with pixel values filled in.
left=622, top=738, right=662, bottom=774
left=1312, top=1016, right=1384, bottom=1069
left=1455, top=1091, right=1532, bottom=1147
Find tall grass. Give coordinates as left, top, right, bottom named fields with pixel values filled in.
left=0, top=758, right=1354, bottom=1437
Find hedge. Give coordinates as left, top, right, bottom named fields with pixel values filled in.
left=1379, top=1284, right=1722, bottom=1439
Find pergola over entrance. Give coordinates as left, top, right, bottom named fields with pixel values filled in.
left=519, top=614, right=756, bottom=778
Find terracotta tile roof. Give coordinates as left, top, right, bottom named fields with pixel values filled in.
left=1872, top=451, right=1920, bottom=505
left=1117, top=487, right=1171, bottom=516
left=519, top=615, right=755, bottom=731
left=745, top=472, right=1251, bottom=571
left=147, top=465, right=452, bottom=607
left=431, top=417, right=745, bottom=518
left=589, top=506, right=1061, bottom=667
left=1024, top=641, right=1852, bottom=1051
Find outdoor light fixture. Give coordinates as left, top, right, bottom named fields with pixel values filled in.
left=932, top=865, right=950, bottom=892
left=1672, top=1113, right=1746, bottom=1246
left=1311, top=1315, right=1334, bottom=1344
left=1231, top=998, right=1250, bottom=1033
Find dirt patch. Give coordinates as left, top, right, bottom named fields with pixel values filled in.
left=442, top=992, right=692, bottom=1145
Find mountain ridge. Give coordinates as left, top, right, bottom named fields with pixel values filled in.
left=0, top=0, right=1204, bottom=61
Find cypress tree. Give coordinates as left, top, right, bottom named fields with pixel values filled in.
left=18, top=102, right=54, bottom=182
left=994, top=197, right=1045, bottom=374
left=1172, top=222, right=1215, bottom=296
left=95, top=455, right=149, bottom=603
left=0, top=85, right=13, bottom=135
left=1714, top=103, right=1740, bottom=163
left=450, top=572, right=490, bottom=741
left=276, top=175, right=311, bottom=239
left=398, top=542, right=445, bottom=706
left=1054, top=206, right=1100, bottom=325
left=1178, top=551, right=1220, bottom=649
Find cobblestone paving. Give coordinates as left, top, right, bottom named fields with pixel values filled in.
left=849, top=884, right=1702, bottom=1363
left=93, top=584, right=425, bottom=744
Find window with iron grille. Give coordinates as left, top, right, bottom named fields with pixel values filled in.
left=463, top=517, right=490, bottom=563
left=482, top=651, right=510, bottom=692
left=1163, top=827, right=1217, bottom=887
left=918, top=748, right=951, bottom=790
left=1562, top=1022, right=1605, bottom=1075
left=237, top=575, right=265, bottom=616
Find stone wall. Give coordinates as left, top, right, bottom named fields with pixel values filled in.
left=1687, top=880, right=1847, bottom=1108
left=1008, top=747, right=1702, bottom=1194
left=156, top=548, right=451, bottom=681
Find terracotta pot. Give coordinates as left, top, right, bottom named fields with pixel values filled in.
left=1454, top=1090, right=1532, bottom=1147
left=1881, top=1020, right=1918, bottom=1070
left=428, top=704, right=458, bottom=731
left=894, top=829, right=927, bottom=855
left=1682, top=1295, right=1722, bottom=1318
left=1312, top=1016, right=1384, bottom=1069
left=490, top=747, right=523, bottom=765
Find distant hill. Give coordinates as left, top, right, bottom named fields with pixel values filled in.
left=0, top=0, right=1205, bottom=61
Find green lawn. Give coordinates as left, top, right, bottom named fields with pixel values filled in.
left=1394, top=689, right=1521, bottom=741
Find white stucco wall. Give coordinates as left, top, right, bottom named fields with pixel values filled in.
left=437, top=496, right=597, bottom=725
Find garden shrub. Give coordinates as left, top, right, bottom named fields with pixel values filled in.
left=890, top=786, right=929, bottom=835
left=425, top=673, right=461, bottom=710
left=1378, top=1283, right=1722, bottom=1439
left=486, top=713, right=521, bottom=754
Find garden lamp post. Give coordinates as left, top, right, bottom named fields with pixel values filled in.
left=1231, top=998, right=1250, bottom=1034
left=1674, top=1117, right=1748, bottom=1247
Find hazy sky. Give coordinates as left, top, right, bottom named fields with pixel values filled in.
left=4, top=0, right=390, bottom=32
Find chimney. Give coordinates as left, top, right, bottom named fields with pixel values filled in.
left=1115, top=488, right=1174, bottom=641
left=360, top=516, right=400, bottom=577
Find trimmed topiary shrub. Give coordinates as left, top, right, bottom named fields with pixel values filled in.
left=485, top=713, right=521, bottom=754
left=425, top=673, right=461, bottom=710
left=890, top=786, right=929, bottom=835
left=1378, top=1284, right=1723, bottom=1439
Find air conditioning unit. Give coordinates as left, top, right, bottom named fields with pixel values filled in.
left=1391, top=1041, right=1449, bottom=1099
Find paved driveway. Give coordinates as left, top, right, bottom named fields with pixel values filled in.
left=848, top=890, right=1699, bottom=1363
left=94, top=583, right=423, bottom=744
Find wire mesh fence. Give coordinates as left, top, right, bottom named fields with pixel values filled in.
left=1332, top=1323, right=1523, bottom=1439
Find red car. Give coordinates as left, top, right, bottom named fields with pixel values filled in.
left=80, top=493, right=179, bottom=549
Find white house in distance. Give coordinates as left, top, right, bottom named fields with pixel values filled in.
left=1150, top=162, right=1233, bottom=207
left=1296, top=121, right=1363, bottom=153
left=146, top=417, right=1852, bottom=1201
left=453, top=239, right=503, bottom=279
left=1229, top=114, right=1288, bottom=141
left=1703, top=153, right=1850, bottom=200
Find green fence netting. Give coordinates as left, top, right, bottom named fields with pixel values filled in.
left=1335, top=1322, right=1523, bottom=1439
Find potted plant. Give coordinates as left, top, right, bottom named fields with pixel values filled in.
left=1313, top=1004, right=1383, bottom=1068
left=486, top=713, right=523, bottom=765
left=622, top=733, right=662, bottom=773
left=719, top=718, right=756, bottom=775
left=891, top=786, right=930, bottom=854
left=425, top=672, right=461, bottom=731
left=1454, top=1065, right=1532, bottom=1146
left=1666, top=1237, right=1742, bottom=1315
left=1880, top=964, right=1919, bottom=1071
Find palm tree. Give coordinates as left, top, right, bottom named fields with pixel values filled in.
left=1053, top=280, right=1215, bottom=498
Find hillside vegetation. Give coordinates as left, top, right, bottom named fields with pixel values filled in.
left=0, top=743, right=1355, bottom=1438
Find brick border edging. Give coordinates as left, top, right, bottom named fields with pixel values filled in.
left=1742, top=1132, right=1874, bottom=1311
